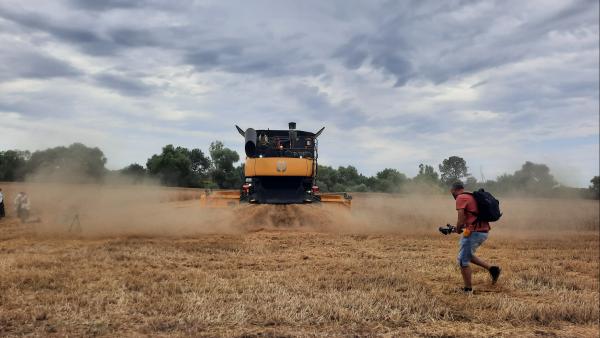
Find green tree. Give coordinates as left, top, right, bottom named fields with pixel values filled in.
left=588, top=176, right=599, bottom=199
left=488, top=173, right=514, bottom=194
left=209, top=141, right=241, bottom=189
left=26, top=143, right=107, bottom=182
left=372, top=168, right=407, bottom=193
left=0, top=150, right=30, bottom=181
left=485, top=162, right=558, bottom=196
left=315, top=165, right=368, bottom=192
left=464, top=176, right=478, bottom=190
left=414, top=164, right=439, bottom=184
left=190, top=148, right=211, bottom=176
left=119, top=163, right=147, bottom=184
left=439, top=156, right=469, bottom=186
left=146, top=145, right=210, bottom=187
left=316, top=165, right=340, bottom=192
left=233, top=163, right=245, bottom=188
left=337, top=165, right=369, bottom=191
left=512, top=161, right=557, bottom=195
left=351, top=183, right=368, bottom=192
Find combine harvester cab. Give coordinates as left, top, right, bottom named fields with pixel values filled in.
left=200, top=122, right=352, bottom=209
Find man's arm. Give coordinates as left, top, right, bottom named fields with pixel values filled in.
left=455, top=208, right=466, bottom=233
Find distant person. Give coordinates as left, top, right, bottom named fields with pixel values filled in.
left=0, top=188, right=5, bottom=218
left=450, top=181, right=501, bottom=292
left=14, top=192, right=30, bottom=223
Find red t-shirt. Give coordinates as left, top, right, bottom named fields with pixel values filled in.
left=456, top=193, right=490, bottom=232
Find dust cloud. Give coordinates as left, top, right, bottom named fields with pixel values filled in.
left=0, top=182, right=597, bottom=238
left=0, top=182, right=234, bottom=237
left=1, top=182, right=452, bottom=237
left=188, top=194, right=454, bottom=235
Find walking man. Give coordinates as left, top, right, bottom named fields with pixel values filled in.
left=450, top=181, right=501, bottom=292
left=14, top=192, right=30, bottom=223
left=0, top=188, right=5, bottom=218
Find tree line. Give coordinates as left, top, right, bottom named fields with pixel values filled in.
left=0, top=144, right=598, bottom=199
left=0, top=142, right=240, bottom=189
left=317, top=156, right=599, bottom=199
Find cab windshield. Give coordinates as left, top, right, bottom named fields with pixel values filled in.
left=254, top=130, right=316, bottom=158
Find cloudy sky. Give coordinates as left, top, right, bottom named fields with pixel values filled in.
left=0, top=0, right=598, bottom=186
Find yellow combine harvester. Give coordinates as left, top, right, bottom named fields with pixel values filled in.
left=200, top=122, right=352, bottom=208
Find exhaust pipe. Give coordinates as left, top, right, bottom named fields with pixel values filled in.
left=235, top=125, right=257, bottom=157
left=244, top=128, right=257, bottom=157
left=289, top=122, right=297, bottom=148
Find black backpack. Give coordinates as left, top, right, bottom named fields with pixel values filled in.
left=464, top=189, right=502, bottom=223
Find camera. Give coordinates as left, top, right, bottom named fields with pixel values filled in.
left=438, top=224, right=456, bottom=235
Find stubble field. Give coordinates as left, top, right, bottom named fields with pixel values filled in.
left=0, top=182, right=598, bottom=337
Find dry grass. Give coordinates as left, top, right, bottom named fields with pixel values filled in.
left=0, top=182, right=598, bottom=337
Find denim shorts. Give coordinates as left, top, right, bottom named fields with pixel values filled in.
left=457, top=231, right=488, bottom=267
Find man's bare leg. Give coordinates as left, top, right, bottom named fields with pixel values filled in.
left=460, top=265, right=472, bottom=289
left=472, top=255, right=502, bottom=284
left=470, top=255, right=491, bottom=270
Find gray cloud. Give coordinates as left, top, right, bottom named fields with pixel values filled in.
left=333, top=35, right=369, bottom=70
left=334, top=0, right=599, bottom=86
left=283, top=83, right=368, bottom=129
left=1, top=3, right=326, bottom=77
left=0, top=49, right=81, bottom=81
left=0, top=4, right=181, bottom=56
left=69, top=0, right=147, bottom=11
left=185, top=43, right=326, bottom=77
left=0, top=0, right=597, bottom=185
left=0, top=6, right=103, bottom=44
left=107, top=28, right=161, bottom=48
left=93, top=72, right=155, bottom=96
